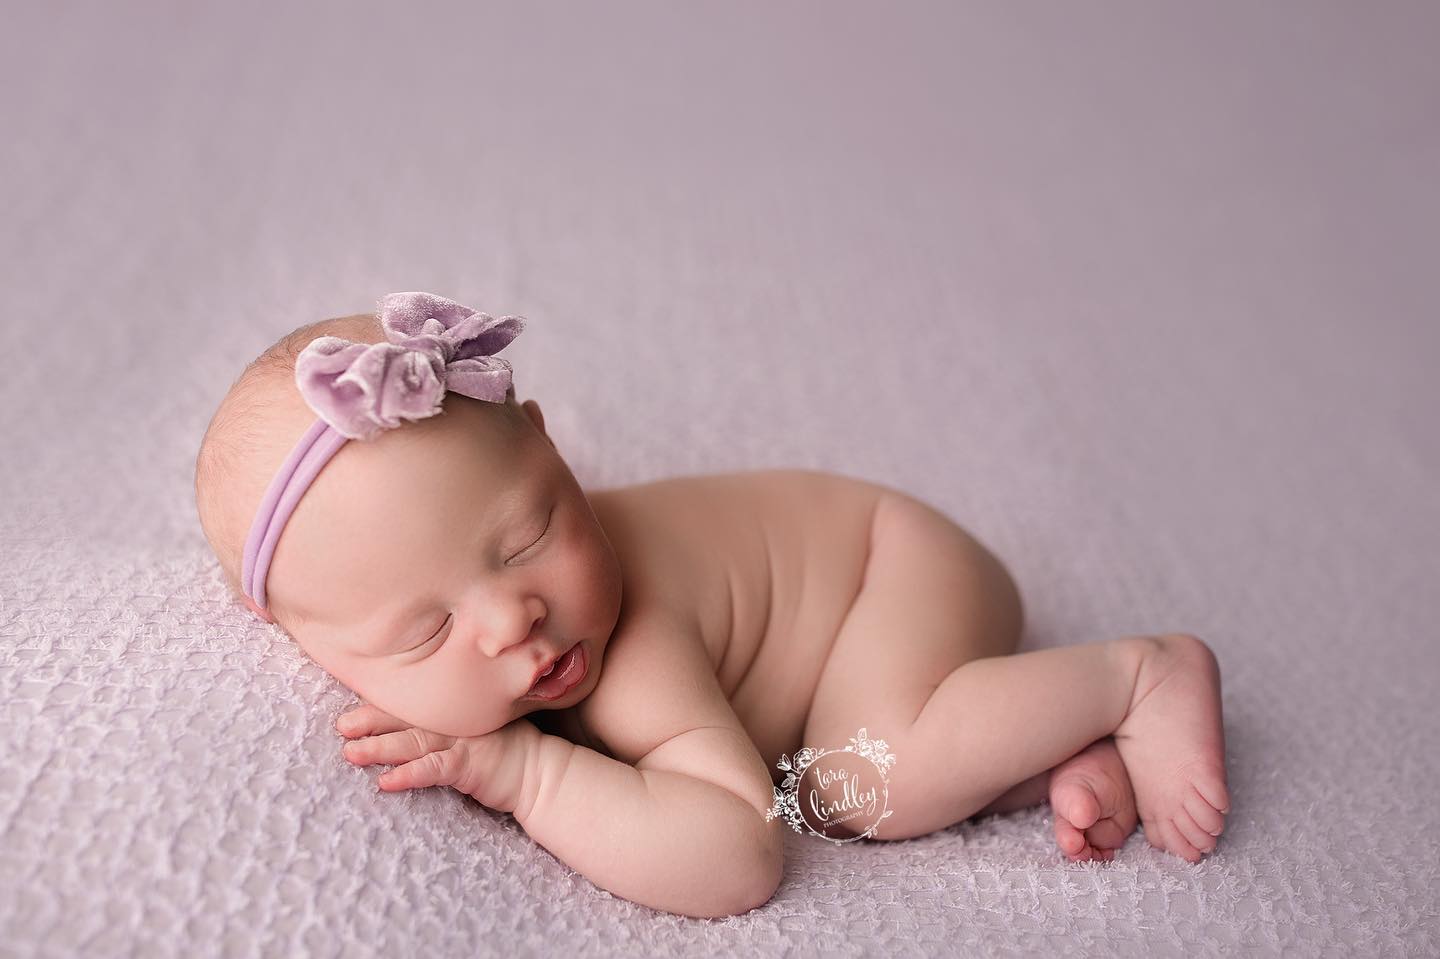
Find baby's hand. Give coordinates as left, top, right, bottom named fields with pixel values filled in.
left=335, top=703, right=541, bottom=814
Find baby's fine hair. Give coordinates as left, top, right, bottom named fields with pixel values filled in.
left=194, top=314, right=383, bottom=599
left=195, top=307, right=527, bottom=614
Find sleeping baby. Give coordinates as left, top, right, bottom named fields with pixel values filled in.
left=193, top=291, right=1230, bottom=918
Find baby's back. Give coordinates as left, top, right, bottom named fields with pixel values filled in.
left=567, top=469, right=886, bottom=767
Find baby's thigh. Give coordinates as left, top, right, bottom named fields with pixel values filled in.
left=802, top=491, right=1023, bottom=749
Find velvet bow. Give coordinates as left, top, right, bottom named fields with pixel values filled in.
left=294, top=291, right=525, bottom=440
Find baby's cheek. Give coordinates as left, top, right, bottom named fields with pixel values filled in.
left=574, top=537, right=623, bottom=626
left=396, top=673, right=521, bottom=739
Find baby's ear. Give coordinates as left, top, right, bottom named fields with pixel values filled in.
left=521, top=399, right=552, bottom=446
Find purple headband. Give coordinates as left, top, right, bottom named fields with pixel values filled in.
left=240, top=291, right=526, bottom=614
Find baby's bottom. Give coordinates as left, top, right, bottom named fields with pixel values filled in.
left=803, top=493, right=1230, bottom=862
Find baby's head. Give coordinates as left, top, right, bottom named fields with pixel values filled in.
left=194, top=296, right=622, bottom=739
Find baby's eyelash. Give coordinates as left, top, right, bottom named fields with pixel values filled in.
left=513, top=509, right=554, bottom=560
left=411, top=613, right=452, bottom=651
left=409, top=515, right=551, bottom=654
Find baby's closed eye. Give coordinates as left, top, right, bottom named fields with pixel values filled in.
left=510, top=505, right=554, bottom=562
left=393, top=502, right=557, bottom=656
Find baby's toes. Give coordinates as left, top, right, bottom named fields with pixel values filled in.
left=1141, top=816, right=1194, bottom=862
left=1090, top=790, right=1139, bottom=851
left=1171, top=807, right=1218, bottom=854
left=1158, top=818, right=1203, bottom=863
left=1083, top=815, right=1131, bottom=853
left=1183, top=789, right=1226, bottom=837
left=1140, top=816, right=1161, bottom=852
left=1054, top=815, right=1090, bottom=859
left=1185, top=761, right=1231, bottom=815
left=1049, top=778, right=1102, bottom=832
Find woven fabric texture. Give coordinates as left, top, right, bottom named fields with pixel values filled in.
left=2, top=3, right=1437, bottom=956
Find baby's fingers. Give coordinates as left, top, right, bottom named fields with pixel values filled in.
left=335, top=702, right=409, bottom=739
left=377, top=746, right=471, bottom=793
left=343, top=726, right=455, bottom=767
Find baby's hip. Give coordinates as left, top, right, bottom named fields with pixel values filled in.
left=800, top=492, right=1026, bottom=738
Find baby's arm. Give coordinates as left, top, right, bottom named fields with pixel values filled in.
left=513, top=612, right=783, bottom=918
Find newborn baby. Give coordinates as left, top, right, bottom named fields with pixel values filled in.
left=194, top=292, right=1230, bottom=919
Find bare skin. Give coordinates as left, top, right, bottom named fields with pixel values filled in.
left=303, top=417, right=1226, bottom=858
left=198, top=301, right=1226, bottom=916
left=1049, top=738, right=1140, bottom=862
left=569, top=469, right=1228, bottom=860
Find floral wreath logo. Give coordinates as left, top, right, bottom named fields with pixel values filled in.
left=766, top=728, right=896, bottom=844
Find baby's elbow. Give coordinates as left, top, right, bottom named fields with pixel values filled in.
left=700, top=858, right=781, bottom=918
left=733, top=821, right=784, bottom=915
left=693, top=823, right=783, bottom=918
left=746, top=849, right=784, bottom=913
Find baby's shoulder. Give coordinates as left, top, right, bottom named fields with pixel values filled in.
left=571, top=605, right=721, bottom=765
left=595, top=468, right=887, bottom=545
left=588, top=465, right=888, bottom=649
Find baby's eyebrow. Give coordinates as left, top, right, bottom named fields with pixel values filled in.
left=364, top=484, right=548, bottom=652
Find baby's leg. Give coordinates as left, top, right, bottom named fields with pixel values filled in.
left=804, top=494, right=1228, bottom=860
left=824, top=636, right=1148, bottom=835
left=820, top=632, right=1227, bottom=859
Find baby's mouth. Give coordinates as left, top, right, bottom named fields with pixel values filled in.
left=525, top=642, right=586, bottom=700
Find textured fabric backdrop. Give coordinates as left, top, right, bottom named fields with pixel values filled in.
left=2, top=2, right=1437, bottom=956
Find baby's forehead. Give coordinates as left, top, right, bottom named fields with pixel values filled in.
left=279, top=420, right=545, bottom=583
left=326, top=407, right=543, bottom=513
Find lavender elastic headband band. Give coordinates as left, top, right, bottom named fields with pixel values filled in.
left=240, top=291, right=526, bottom=614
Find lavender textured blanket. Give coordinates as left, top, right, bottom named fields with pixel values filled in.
left=2, top=2, right=1437, bottom=956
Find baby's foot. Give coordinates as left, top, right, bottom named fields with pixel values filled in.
left=1048, top=737, right=1138, bottom=862
left=1112, top=633, right=1231, bottom=863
